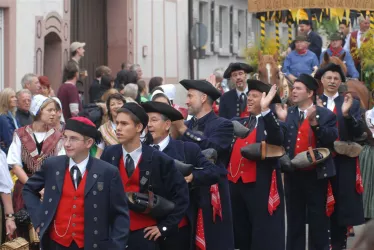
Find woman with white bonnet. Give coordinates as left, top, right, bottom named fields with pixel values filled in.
left=7, top=94, right=64, bottom=247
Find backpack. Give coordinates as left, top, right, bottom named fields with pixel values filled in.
left=78, top=103, right=103, bottom=128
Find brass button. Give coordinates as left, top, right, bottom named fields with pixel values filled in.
left=74, top=196, right=77, bottom=200
left=93, top=244, right=97, bottom=248
left=94, top=230, right=98, bottom=235
left=72, top=223, right=76, bottom=227
left=94, top=217, right=98, bottom=222
left=93, top=204, right=97, bottom=208
left=93, top=191, right=97, bottom=195
left=49, top=198, right=52, bottom=202
left=72, top=233, right=76, bottom=237
left=45, top=211, right=48, bottom=215
left=73, top=205, right=76, bottom=209
left=73, top=214, right=76, bottom=218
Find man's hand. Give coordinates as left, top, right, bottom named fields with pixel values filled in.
left=144, top=226, right=161, bottom=241
left=307, top=105, right=318, bottom=126
left=5, top=219, right=16, bottom=237
left=275, top=104, right=288, bottom=122
left=316, top=96, right=324, bottom=107
left=260, top=85, right=277, bottom=112
left=172, top=119, right=187, bottom=135
left=342, top=93, right=353, bottom=117
left=39, top=188, right=45, bottom=202
left=206, top=74, right=217, bottom=88
left=185, top=173, right=193, bottom=183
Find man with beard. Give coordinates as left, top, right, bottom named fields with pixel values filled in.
left=275, top=74, right=338, bottom=250
left=228, top=81, right=285, bottom=250
left=100, top=103, right=189, bottom=250
left=315, top=63, right=365, bottom=250
left=172, top=79, right=234, bottom=250
left=142, top=101, right=225, bottom=250
left=218, top=63, right=253, bottom=119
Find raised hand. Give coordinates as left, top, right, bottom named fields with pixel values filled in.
left=307, top=105, right=318, bottom=126
left=275, top=103, right=288, bottom=122
left=316, top=96, right=324, bottom=107
left=342, top=93, right=353, bottom=117
left=260, top=85, right=277, bottom=112
left=206, top=74, right=217, bottom=88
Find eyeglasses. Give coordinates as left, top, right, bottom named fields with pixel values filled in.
left=62, top=137, right=86, bottom=144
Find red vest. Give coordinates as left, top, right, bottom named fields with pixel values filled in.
left=50, top=168, right=87, bottom=248
left=228, top=128, right=257, bottom=183
left=119, top=156, right=158, bottom=231
left=349, top=31, right=368, bottom=66
left=240, top=108, right=250, bottom=118
left=294, top=119, right=317, bottom=170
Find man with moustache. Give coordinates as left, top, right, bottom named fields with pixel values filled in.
left=228, top=81, right=285, bottom=250
left=315, top=63, right=365, bottom=250
left=23, top=117, right=129, bottom=250
left=100, top=103, right=189, bottom=250
left=172, top=79, right=234, bottom=250
left=219, top=63, right=253, bottom=119
left=16, top=89, right=33, bottom=127
left=275, top=74, right=338, bottom=250
left=142, top=101, right=225, bottom=250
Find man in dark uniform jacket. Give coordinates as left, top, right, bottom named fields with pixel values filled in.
left=100, top=103, right=189, bottom=250
left=315, top=63, right=365, bottom=250
left=23, top=117, right=129, bottom=250
left=275, top=74, right=338, bottom=250
left=172, top=79, right=235, bottom=250
left=289, top=20, right=323, bottom=59
left=219, top=63, right=253, bottom=119
left=142, top=101, right=226, bottom=250
left=228, top=80, right=285, bottom=250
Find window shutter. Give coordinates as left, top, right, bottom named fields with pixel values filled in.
left=232, top=7, right=239, bottom=54
left=213, top=2, right=220, bottom=52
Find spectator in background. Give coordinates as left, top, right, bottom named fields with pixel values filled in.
left=16, top=89, right=33, bottom=127
left=38, top=76, right=55, bottom=97
left=115, top=69, right=137, bottom=89
left=130, top=63, right=143, bottom=80
left=92, top=74, right=113, bottom=103
left=151, top=88, right=171, bottom=105
left=89, top=65, right=111, bottom=103
left=121, top=62, right=132, bottom=71
left=0, top=88, right=19, bottom=154
left=123, top=83, right=139, bottom=102
left=57, top=61, right=82, bottom=120
left=148, top=76, right=163, bottom=96
left=137, top=79, right=149, bottom=102
left=21, top=73, right=40, bottom=97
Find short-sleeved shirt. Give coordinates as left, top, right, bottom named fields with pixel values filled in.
left=57, top=83, right=82, bottom=120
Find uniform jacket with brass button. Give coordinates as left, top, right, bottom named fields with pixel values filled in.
left=22, top=155, right=129, bottom=250
left=219, top=89, right=243, bottom=119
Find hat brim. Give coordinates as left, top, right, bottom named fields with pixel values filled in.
left=180, top=80, right=221, bottom=101
left=223, top=63, right=253, bottom=79
left=314, top=63, right=346, bottom=82
left=142, top=101, right=184, bottom=121
left=247, top=80, right=282, bottom=104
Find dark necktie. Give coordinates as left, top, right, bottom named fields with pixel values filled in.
left=125, top=154, right=135, bottom=178
left=191, top=117, right=199, bottom=132
left=247, top=116, right=257, bottom=132
left=239, top=93, right=247, bottom=113
left=70, top=165, right=82, bottom=190
left=152, top=144, right=160, bottom=151
left=299, top=111, right=305, bottom=123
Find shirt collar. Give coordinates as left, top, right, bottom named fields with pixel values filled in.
left=156, top=135, right=170, bottom=152
left=324, top=92, right=339, bottom=101
left=236, top=86, right=248, bottom=98
left=69, top=154, right=90, bottom=176
left=122, top=144, right=142, bottom=166
left=298, top=103, right=314, bottom=116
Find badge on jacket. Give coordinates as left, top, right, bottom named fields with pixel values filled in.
left=97, top=182, right=104, bottom=191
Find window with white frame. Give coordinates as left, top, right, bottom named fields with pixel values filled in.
left=199, top=1, right=211, bottom=53
left=0, top=9, right=3, bottom=90
left=238, top=10, right=246, bottom=56
left=219, top=5, right=229, bottom=53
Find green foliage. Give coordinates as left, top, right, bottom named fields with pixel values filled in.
left=357, top=30, right=374, bottom=90
left=319, top=18, right=338, bottom=37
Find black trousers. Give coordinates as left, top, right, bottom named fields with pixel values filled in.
left=159, top=225, right=190, bottom=250
left=330, top=213, right=347, bottom=250
left=285, top=170, right=330, bottom=250
left=128, top=229, right=160, bottom=250
left=49, top=240, right=83, bottom=250
left=229, top=180, right=256, bottom=250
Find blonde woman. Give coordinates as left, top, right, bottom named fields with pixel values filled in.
left=0, top=88, right=19, bottom=153
left=7, top=95, right=63, bottom=247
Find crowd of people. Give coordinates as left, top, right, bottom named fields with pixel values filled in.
left=0, top=18, right=374, bottom=250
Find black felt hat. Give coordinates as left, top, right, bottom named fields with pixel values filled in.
left=295, top=74, right=319, bottom=91
left=299, top=20, right=311, bottom=25
left=121, top=103, right=149, bottom=131
left=180, top=79, right=222, bottom=101
left=223, top=63, right=253, bottom=79
left=142, top=101, right=184, bottom=121
left=247, top=80, right=282, bottom=104
left=314, top=63, right=346, bottom=82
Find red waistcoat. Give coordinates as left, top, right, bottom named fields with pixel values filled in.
left=228, top=128, right=257, bottom=183
left=240, top=108, right=250, bottom=118
left=50, top=168, right=87, bottom=248
left=118, top=156, right=158, bottom=231
left=294, top=119, right=317, bottom=170
left=349, top=31, right=368, bottom=66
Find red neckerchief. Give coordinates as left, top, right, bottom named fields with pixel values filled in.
left=296, top=49, right=307, bottom=55
left=329, top=45, right=343, bottom=57
left=268, top=170, right=280, bottom=215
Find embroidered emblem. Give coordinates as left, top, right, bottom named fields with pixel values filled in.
left=140, top=177, right=148, bottom=185
left=97, top=182, right=104, bottom=191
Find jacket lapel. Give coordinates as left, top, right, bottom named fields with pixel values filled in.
left=84, top=156, right=101, bottom=197
left=288, top=106, right=299, bottom=128
left=320, top=95, right=328, bottom=108
left=56, top=157, right=69, bottom=193
left=108, top=144, right=123, bottom=168
left=137, top=145, right=155, bottom=192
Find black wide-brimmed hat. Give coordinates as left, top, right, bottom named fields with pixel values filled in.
left=247, top=80, right=282, bottom=104
left=295, top=74, right=319, bottom=91
left=142, top=101, right=184, bottom=121
left=180, top=79, right=222, bottom=101
left=223, top=62, right=253, bottom=79
left=314, top=63, right=346, bottom=82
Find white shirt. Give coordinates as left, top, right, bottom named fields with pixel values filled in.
left=344, top=31, right=365, bottom=51
left=69, top=154, right=89, bottom=177
left=0, top=149, right=13, bottom=194
left=236, top=86, right=248, bottom=99
left=154, top=135, right=170, bottom=152
left=298, top=103, right=314, bottom=119
left=122, top=145, right=142, bottom=168
left=324, top=92, right=339, bottom=112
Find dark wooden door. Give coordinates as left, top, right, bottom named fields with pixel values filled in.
left=70, top=0, right=107, bottom=104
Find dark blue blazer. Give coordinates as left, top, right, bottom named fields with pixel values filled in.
left=219, top=89, right=242, bottom=119
left=22, top=156, right=129, bottom=250
left=282, top=105, right=338, bottom=179
left=232, top=111, right=285, bottom=250
left=101, top=144, right=189, bottom=237
left=181, top=111, right=235, bottom=250
left=0, top=113, right=19, bottom=154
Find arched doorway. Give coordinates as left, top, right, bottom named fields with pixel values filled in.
left=44, top=32, right=62, bottom=93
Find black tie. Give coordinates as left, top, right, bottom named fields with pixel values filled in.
left=247, top=116, right=257, bottom=132
left=191, top=117, right=199, bottom=132
left=239, top=93, right=247, bottom=113
left=70, top=165, right=82, bottom=190
left=152, top=145, right=160, bottom=151
left=299, top=111, right=305, bottom=123
left=125, top=154, right=135, bottom=178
